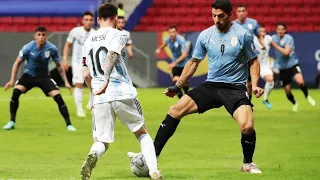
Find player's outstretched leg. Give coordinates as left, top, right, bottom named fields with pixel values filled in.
left=134, top=127, right=162, bottom=179
left=262, top=75, right=274, bottom=109
left=294, top=73, right=316, bottom=107
left=3, top=88, right=23, bottom=130
left=233, top=105, right=262, bottom=174
left=49, top=90, right=76, bottom=131
left=284, top=84, right=299, bottom=112
left=81, top=139, right=108, bottom=180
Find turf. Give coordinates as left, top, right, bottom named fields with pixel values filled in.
left=0, top=88, right=319, bottom=180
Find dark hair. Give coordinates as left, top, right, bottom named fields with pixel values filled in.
left=259, top=24, right=265, bottom=28
left=212, top=0, right=232, bottom=15
left=277, top=22, right=287, bottom=29
left=118, top=3, right=123, bottom=9
left=83, top=11, right=94, bottom=17
left=98, top=3, right=118, bottom=20
left=118, top=16, right=125, bottom=20
left=34, top=26, right=47, bottom=33
left=168, top=24, right=177, bottom=30
left=237, top=3, right=247, bottom=9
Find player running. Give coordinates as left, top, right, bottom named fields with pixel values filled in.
left=234, top=4, right=265, bottom=101
left=80, top=3, right=162, bottom=180
left=271, top=22, right=316, bottom=112
left=3, top=26, right=76, bottom=131
left=129, top=0, right=263, bottom=174
left=254, top=25, right=274, bottom=109
left=155, top=25, right=190, bottom=98
left=62, top=11, right=96, bottom=117
left=116, top=16, right=134, bottom=59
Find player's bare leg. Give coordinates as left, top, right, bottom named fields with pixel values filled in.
left=3, top=85, right=26, bottom=130
left=233, top=105, right=261, bottom=174
left=246, top=80, right=252, bottom=101
left=283, top=84, right=298, bottom=112
left=81, top=138, right=108, bottom=180
left=172, top=76, right=183, bottom=99
left=48, top=90, right=76, bottom=131
left=134, top=125, right=162, bottom=179
left=262, top=75, right=274, bottom=109
left=293, top=73, right=315, bottom=106
left=74, top=83, right=86, bottom=117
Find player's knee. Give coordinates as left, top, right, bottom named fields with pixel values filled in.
left=240, top=122, right=254, bottom=134
left=48, top=90, right=60, bottom=97
left=12, top=88, right=22, bottom=102
left=134, top=126, right=148, bottom=139
left=168, top=105, right=185, bottom=119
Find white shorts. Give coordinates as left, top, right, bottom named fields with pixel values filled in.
left=92, top=98, right=144, bottom=143
left=260, top=65, right=273, bottom=79
left=72, top=62, right=84, bottom=85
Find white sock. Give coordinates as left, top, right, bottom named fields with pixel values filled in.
left=263, top=81, right=274, bottom=101
left=90, top=142, right=107, bottom=158
left=87, top=92, right=92, bottom=107
left=139, top=134, right=159, bottom=175
left=74, top=87, right=83, bottom=112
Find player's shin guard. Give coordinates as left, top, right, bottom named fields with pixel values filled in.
left=139, top=133, right=159, bottom=175
left=154, top=114, right=180, bottom=157
left=263, top=81, right=274, bottom=101
left=53, top=94, right=72, bottom=126
left=241, top=131, right=256, bottom=164
left=299, top=84, right=309, bottom=98
left=286, top=93, right=296, bottom=105
left=10, top=89, right=22, bottom=122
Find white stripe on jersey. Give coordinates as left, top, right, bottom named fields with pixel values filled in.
left=254, top=35, right=272, bottom=66
left=67, top=26, right=95, bottom=64
left=82, top=27, right=137, bottom=105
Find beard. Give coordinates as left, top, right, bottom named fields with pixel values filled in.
left=216, top=19, right=230, bottom=32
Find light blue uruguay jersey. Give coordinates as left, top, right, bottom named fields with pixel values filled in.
left=165, top=34, right=189, bottom=67
left=193, top=23, right=257, bottom=85
left=233, top=18, right=260, bottom=37
left=272, top=34, right=299, bottom=69
left=19, top=40, right=59, bottom=77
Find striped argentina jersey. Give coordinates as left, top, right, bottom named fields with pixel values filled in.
left=82, top=27, right=137, bottom=105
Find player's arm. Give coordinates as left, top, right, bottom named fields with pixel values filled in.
left=155, top=43, right=167, bottom=54
left=4, top=56, right=24, bottom=91
left=126, top=33, right=133, bottom=58
left=83, top=65, right=92, bottom=92
left=249, top=57, right=260, bottom=88
left=52, top=47, right=72, bottom=93
left=270, top=41, right=292, bottom=56
left=62, top=29, right=75, bottom=71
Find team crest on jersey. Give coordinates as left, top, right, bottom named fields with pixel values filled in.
left=231, top=36, right=238, bottom=46
left=45, top=50, right=50, bottom=58
left=174, top=42, right=179, bottom=48
left=280, top=40, right=285, bottom=46
left=248, top=23, right=253, bottom=30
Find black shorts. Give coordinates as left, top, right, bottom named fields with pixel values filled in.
left=279, top=64, right=301, bottom=86
left=172, top=67, right=184, bottom=77
left=247, top=65, right=251, bottom=81
left=186, top=82, right=253, bottom=116
left=16, top=73, right=59, bottom=96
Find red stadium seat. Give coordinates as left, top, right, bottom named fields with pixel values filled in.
left=305, top=16, right=319, bottom=24
left=175, top=8, right=187, bottom=16
left=288, top=24, right=300, bottom=32
left=39, top=17, right=52, bottom=24
left=269, top=6, right=282, bottom=14
left=26, top=17, right=39, bottom=25
left=314, top=25, right=320, bottom=32
left=179, top=0, right=194, bottom=6
left=12, top=17, right=26, bottom=24
left=52, top=17, right=65, bottom=24
left=283, top=6, right=297, bottom=14
left=4, top=25, right=18, bottom=32
left=298, top=6, right=311, bottom=14
left=290, top=0, right=303, bottom=4
left=299, top=24, right=314, bottom=32
left=159, top=8, right=173, bottom=15
left=310, top=7, right=320, bottom=15
left=259, top=6, right=269, bottom=14
left=263, top=0, right=275, bottom=6
left=0, top=16, right=13, bottom=24
left=65, top=17, right=79, bottom=24
left=302, top=0, right=317, bottom=5
left=153, top=17, right=166, bottom=25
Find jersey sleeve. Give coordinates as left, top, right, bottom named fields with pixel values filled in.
left=18, top=44, right=30, bottom=60
left=109, top=35, right=127, bottom=55
left=253, top=21, right=260, bottom=36
left=266, top=35, right=272, bottom=45
left=271, top=34, right=277, bottom=42
left=51, top=46, right=60, bottom=63
left=284, top=36, right=294, bottom=48
left=66, top=28, right=76, bottom=43
left=164, top=37, right=169, bottom=45
left=82, top=43, right=87, bottom=66
left=192, top=31, right=207, bottom=60
left=243, top=31, right=257, bottom=60
left=179, top=36, right=187, bottom=52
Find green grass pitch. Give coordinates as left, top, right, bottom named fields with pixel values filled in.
left=0, top=88, right=319, bottom=179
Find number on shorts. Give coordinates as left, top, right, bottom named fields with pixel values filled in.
left=88, top=47, right=108, bottom=77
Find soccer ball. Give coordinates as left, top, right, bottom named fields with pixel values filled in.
left=130, top=153, right=149, bottom=177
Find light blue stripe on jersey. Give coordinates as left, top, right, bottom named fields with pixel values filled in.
left=272, top=34, right=299, bottom=69
left=192, top=23, right=257, bottom=85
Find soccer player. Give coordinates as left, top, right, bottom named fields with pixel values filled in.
left=62, top=11, right=96, bottom=117
left=234, top=4, right=265, bottom=101
left=130, top=0, right=264, bottom=173
left=3, top=26, right=76, bottom=131
left=80, top=3, right=162, bottom=180
left=155, top=25, right=190, bottom=98
left=116, top=16, right=133, bottom=59
left=271, top=22, right=316, bottom=111
left=253, top=25, right=274, bottom=109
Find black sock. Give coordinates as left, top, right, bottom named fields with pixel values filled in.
left=154, top=114, right=180, bottom=157
left=10, top=89, right=22, bottom=122
left=286, top=93, right=296, bottom=104
left=299, top=85, right=309, bottom=98
left=54, top=94, right=71, bottom=126
left=241, top=131, right=256, bottom=164
left=183, top=87, right=189, bottom=94
left=177, top=89, right=183, bottom=99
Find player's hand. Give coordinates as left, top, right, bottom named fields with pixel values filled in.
left=155, top=49, right=161, bottom=55
left=252, top=86, right=264, bottom=98
left=261, top=44, right=266, bottom=50
left=93, top=80, right=109, bottom=96
left=62, top=57, right=69, bottom=71
left=168, top=63, right=176, bottom=70
left=65, top=82, right=72, bottom=95
left=163, top=84, right=180, bottom=98
left=128, top=51, right=133, bottom=59
left=4, top=80, right=14, bottom=91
